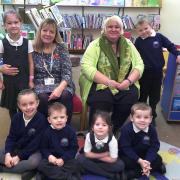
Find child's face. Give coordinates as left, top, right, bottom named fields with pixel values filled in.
left=136, top=22, right=152, bottom=39
left=18, top=94, right=39, bottom=120
left=48, top=109, right=67, bottom=130
left=4, top=14, right=21, bottom=37
left=40, top=24, right=56, bottom=45
left=130, top=109, right=152, bottom=130
left=92, top=117, right=109, bottom=139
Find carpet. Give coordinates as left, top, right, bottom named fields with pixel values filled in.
left=0, top=141, right=179, bottom=180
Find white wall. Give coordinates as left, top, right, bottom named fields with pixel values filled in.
left=160, top=0, right=180, bottom=45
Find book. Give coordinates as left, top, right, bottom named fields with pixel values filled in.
left=30, top=8, right=43, bottom=26
left=49, top=5, right=63, bottom=25
left=39, top=9, right=49, bottom=19
left=26, top=10, right=38, bottom=30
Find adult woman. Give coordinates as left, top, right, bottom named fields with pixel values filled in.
left=79, top=15, right=144, bottom=132
left=33, top=18, right=75, bottom=123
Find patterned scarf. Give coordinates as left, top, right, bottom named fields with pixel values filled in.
left=97, top=35, right=132, bottom=94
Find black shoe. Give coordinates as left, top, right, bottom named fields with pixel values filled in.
left=159, top=163, right=166, bottom=174
left=21, top=170, right=36, bottom=180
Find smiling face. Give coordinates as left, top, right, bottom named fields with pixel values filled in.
left=136, top=22, right=152, bottom=39
left=48, top=109, right=67, bottom=130
left=92, top=117, right=109, bottom=139
left=131, top=109, right=152, bottom=130
left=18, top=94, right=39, bottom=120
left=105, top=20, right=121, bottom=43
left=4, top=14, right=21, bottom=38
left=40, top=24, right=56, bottom=46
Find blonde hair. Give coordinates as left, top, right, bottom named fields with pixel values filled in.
left=48, top=102, right=67, bottom=117
left=33, top=18, right=63, bottom=52
left=131, top=103, right=152, bottom=116
left=101, top=15, right=124, bottom=35
left=135, top=18, right=151, bottom=29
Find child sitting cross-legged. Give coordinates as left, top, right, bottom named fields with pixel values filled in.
left=38, top=102, right=81, bottom=180
left=118, top=102, right=166, bottom=179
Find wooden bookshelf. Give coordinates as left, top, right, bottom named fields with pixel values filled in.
left=69, top=49, right=85, bottom=55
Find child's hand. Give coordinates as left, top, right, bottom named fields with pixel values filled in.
left=12, top=155, right=20, bottom=166
left=5, top=153, right=13, bottom=168
left=48, top=155, right=57, bottom=165
left=138, top=158, right=150, bottom=170
left=56, top=158, right=64, bottom=167
left=176, top=55, right=180, bottom=64
left=29, top=80, right=34, bottom=89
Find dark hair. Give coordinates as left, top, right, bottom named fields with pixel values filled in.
left=48, top=102, right=67, bottom=117
left=3, top=9, right=22, bottom=24
left=17, top=89, right=38, bottom=103
left=91, top=111, right=112, bottom=134
left=131, top=102, right=152, bottom=116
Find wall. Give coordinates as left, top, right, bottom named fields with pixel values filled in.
left=160, top=0, right=180, bottom=45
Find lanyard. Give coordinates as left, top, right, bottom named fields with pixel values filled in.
left=42, top=50, right=54, bottom=78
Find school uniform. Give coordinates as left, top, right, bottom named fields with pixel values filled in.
left=135, top=31, right=180, bottom=119
left=38, top=125, right=80, bottom=180
left=119, top=121, right=164, bottom=178
left=77, top=132, right=124, bottom=179
left=0, top=35, right=33, bottom=119
left=0, top=111, right=47, bottom=173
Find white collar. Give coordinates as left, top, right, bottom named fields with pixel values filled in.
left=6, top=34, right=23, bottom=46
left=133, top=123, right=149, bottom=133
left=23, top=113, right=32, bottom=126
left=141, top=29, right=156, bottom=40
left=94, top=134, right=109, bottom=143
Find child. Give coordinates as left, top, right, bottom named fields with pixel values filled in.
left=135, top=18, right=180, bottom=125
left=38, top=102, right=80, bottom=180
left=118, top=103, right=166, bottom=179
left=77, top=111, right=124, bottom=180
left=0, top=89, right=47, bottom=179
left=0, top=10, right=34, bottom=119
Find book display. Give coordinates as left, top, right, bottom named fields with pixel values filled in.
left=161, top=48, right=180, bottom=121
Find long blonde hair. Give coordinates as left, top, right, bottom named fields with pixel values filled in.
left=33, top=18, right=63, bottom=52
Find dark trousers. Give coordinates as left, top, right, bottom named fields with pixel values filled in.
left=139, top=69, right=163, bottom=119
left=77, top=154, right=124, bottom=179
left=38, top=159, right=80, bottom=180
left=38, top=90, right=73, bottom=123
left=121, top=154, right=163, bottom=178
left=87, top=84, right=138, bottom=128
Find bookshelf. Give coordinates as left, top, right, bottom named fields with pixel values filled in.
left=161, top=47, right=180, bottom=122
left=0, top=0, right=162, bottom=54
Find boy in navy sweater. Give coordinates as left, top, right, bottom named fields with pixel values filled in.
left=135, top=18, right=180, bottom=125
left=38, top=102, right=80, bottom=180
left=0, top=89, right=47, bottom=179
left=118, top=103, right=166, bottom=179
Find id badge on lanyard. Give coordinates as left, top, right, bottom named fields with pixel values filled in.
left=42, top=50, right=55, bottom=85
left=44, top=77, right=55, bottom=85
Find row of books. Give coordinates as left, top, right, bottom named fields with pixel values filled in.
left=1, top=0, right=50, bottom=4
left=60, top=14, right=135, bottom=30
left=26, top=5, right=63, bottom=30
left=55, top=0, right=160, bottom=7
left=61, top=28, right=92, bottom=50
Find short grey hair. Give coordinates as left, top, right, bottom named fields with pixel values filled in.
left=101, top=15, right=124, bottom=35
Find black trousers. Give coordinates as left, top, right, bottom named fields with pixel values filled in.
left=121, top=154, right=163, bottom=178
left=139, top=69, right=163, bottom=119
left=38, top=90, right=73, bottom=123
left=38, top=159, right=80, bottom=180
left=87, top=84, right=138, bottom=128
